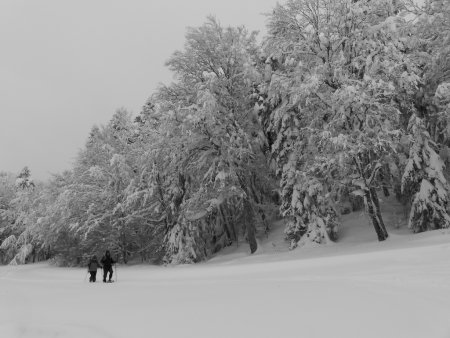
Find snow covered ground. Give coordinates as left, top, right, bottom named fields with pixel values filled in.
left=2, top=205, right=450, bottom=338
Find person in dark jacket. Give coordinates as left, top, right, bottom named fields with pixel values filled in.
left=100, top=250, right=115, bottom=282
left=87, top=255, right=102, bottom=282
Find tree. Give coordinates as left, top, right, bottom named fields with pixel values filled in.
left=155, top=17, right=276, bottom=263
left=398, top=0, right=450, bottom=231
left=0, top=172, right=17, bottom=263
left=15, top=166, right=35, bottom=190
left=0, top=167, right=42, bottom=264
left=261, top=0, right=417, bottom=245
left=401, top=112, right=450, bottom=232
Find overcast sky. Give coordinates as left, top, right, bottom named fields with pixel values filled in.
left=0, top=0, right=279, bottom=181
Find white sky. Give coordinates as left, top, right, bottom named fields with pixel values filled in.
left=0, top=0, right=279, bottom=181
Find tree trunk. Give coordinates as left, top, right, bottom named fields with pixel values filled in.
left=122, top=249, right=128, bottom=264
left=369, top=188, right=388, bottom=238
left=365, top=189, right=389, bottom=241
left=218, top=206, right=232, bottom=242
left=354, top=157, right=389, bottom=241
left=244, top=200, right=258, bottom=253
left=246, top=221, right=258, bottom=254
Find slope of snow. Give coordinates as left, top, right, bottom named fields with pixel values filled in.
left=1, top=198, right=450, bottom=338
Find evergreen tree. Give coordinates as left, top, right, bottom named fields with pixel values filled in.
left=0, top=172, right=18, bottom=263
left=15, top=166, right=35, bottom=190
left=0, top=167, right=41, bottom=264
left=401, top=114, right=450, bottom=231
left=399, top=0, right=450, bottom=230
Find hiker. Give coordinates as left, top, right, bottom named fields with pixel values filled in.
left=100, top=250, right=115, bottom=283
left=87, top=255, right=102, bottom=282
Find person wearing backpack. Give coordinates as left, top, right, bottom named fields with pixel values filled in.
left=100, top=250, right=115, bottom=283
left=87, top=255, right=102, bottom=282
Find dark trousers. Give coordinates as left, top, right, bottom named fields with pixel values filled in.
left=89, top=271, right=97, bottom=282
left=103, top=267, right=113, bottom=282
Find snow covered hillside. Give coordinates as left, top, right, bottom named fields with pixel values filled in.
left=1, top=206, right=450, bottom=338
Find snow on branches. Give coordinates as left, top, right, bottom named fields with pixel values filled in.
left=402, top=114, right=450, bottom=231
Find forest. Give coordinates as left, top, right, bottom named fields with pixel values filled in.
left=1, top=0, right=449, bottom=266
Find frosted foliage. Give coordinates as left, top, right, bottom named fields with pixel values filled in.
left=402, top=115, right=450, bottom=232
left=10, top=243, right=33, bottom=265
left=263, top=0, right=414, bottom=244
left=284, top=176, right=338, bottom=249
left=0, top=234, right=16, bottom=250
left=408, top=179, right=450, bottom=231
left=165, top=210, right=234, bottom=264
left=165, top=222, right=200, bottom=264
left=159, top=17, right=274, bottom=262
left=435, top=83, right=450, bottom=103
left=434, top=83, right=450, bottom=144
left=15, top=166, right=34, bottom=190
left=88, top=166, right=104, bottom=179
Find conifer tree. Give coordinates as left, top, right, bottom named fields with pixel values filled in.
left=401, top=114, right=450, bottom=231
left=399, top=0, right=450, bottom=231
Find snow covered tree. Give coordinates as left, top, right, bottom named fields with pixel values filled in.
left=156, top=17, right=276, bottom=263
left=401, top=114, right=450, bottom=231
left=0, top=172, right=17, bottom=263
left=0, top=168, right=43, bottom=264
left=262, top=0, right=417, bottom=244
left=398, top=0, right=450, bottom=231
left=15, top=166, right=35, bottom=190
left=433, top=83, right=450, bottom=153
left=66, top=110, right=145, bottom=263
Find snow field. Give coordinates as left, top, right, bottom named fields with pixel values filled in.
left=1, top=227, right=450, bottom=338
left=2, top=199, right=450, bottom=338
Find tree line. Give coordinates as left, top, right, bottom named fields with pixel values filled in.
left=1, top=0, right=449, bottom=265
